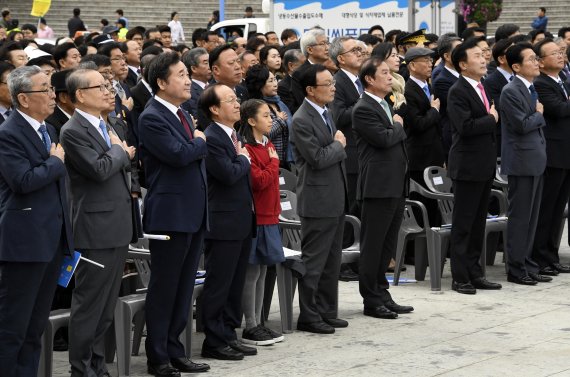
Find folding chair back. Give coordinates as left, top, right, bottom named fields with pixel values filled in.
left=424, top=166, right=453, bottom=194
left=279, top=168, right=297, bottom=193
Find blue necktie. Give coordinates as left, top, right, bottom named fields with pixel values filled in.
left=355, top=78, right=363, bottom=95
left=39, top=124, right=51, bottom=152
left=4, top=109, right=11, bottom=118
left=322, top=109, right=333, bottom=135
left=509, top=75, right=514, bottom=82
left=558, top=80, right=568, bottom=98
left=422, top=84, right=431, bottom=100
left=529, top=84, right=539, bottom=105
left=99, top=120, right=111, bottom=148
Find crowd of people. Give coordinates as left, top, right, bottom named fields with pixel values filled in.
left=1, top=5, right=570, bottom=377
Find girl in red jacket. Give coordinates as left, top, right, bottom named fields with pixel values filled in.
left=239, top=99, right=285, bottom=346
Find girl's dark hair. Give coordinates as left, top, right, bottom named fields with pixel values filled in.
left=239, top=99, right=268, bottom=145
left=244, top=64, right=270, bottom=100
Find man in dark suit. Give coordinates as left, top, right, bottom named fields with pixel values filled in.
left=291, top=64, right=348, bottom=334
left=180, top=47, right=210, bottom=118
left=138, top=53, right=210, bottom=376
left=353, top=58, right=414, bottom=319
left=0, top=65, right=72, bottom=377
left=329, top=37, right=364, bottom=258
left=278, top=49, right=305, bottom=115
left=447, top=38, right=502, bottom=294
left=403, top=47, right=442, bottom=186
left=0, top=61, right=13, bottom=125
left=500, top=43, right=550, bottom=285
left=60, top=69, right=136, bottom=377
left=124, top=40, right=142, bottom=88
left=532, top=38, right=570, bottom=275
left=483, top=38, right=514, bottom=156
left=67, top=8, right=85, bottom=37
left=432, top=36, right=461, bottom=163
left=98, top=42, right=133, bottom=122
left=46, top=70, right=74, bottom=136
left=199, top=84, right=256, bottom=360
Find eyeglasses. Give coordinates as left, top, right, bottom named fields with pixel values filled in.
left=21, top=86, right=55, bottom=95
left=339, top=47, right=363, bottom=56
left=309, top=41, right=330, bottom=48
left=220, top=96, right=241, bottom=104
left=541, top=50, right=564, bottom=58
left=110, top=56, right=126, bottom=62
left=313, top=79, right=336, bottom=87
left=79, top=83, right=113, bottom=92
left=525, top=56, right=539, bottom=63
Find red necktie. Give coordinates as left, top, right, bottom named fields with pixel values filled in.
left=231, top=130, right=239, bottom=153
left=176, top=109, right=193, bottom=139
left=477, top=83, right=490, bottom=113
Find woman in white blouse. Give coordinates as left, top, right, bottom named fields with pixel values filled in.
left=168, top=11, right=185, bottom=46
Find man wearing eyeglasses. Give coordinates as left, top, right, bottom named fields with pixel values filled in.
left=531, top=39, right=570, bottom=276
left=291, top=64, right=348, bottom=334
left=0, top=65, right=71, bottom=377
left=98, top=42, right=134, bottom=122
left=60, top=69, right=135, bottom=377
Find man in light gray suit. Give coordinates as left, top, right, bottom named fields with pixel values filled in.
left=291, top=64, right=348, bottom=334
left=500, top=43, right=550, bottom=286
left=60, top=68, right=136, bottom=376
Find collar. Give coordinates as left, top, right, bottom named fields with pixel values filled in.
left=17, top=109, right=43, bottom=135
left=444, top=66, right=460, bottom=78
left=214, top=121, right=235, bottom=139
left=547, top=74, right=564, bottom=84
left=154, top=95, right=179, bottom=117
left=497, top=67, right=513, bottom=82
left=141, top=79, right=153, bottom=94
left=255, top=135, right=269, bottom=145
left=409, top=74, right=428, bottom=89
left=364, top=90, right=387, bottom=106
left=462, top=75, right=482, bottom=89
left=57, top=105, right=72, bottom=119
left=305, top=98, right=327, bottom=117
left=516, top=75, right=533, bottom=91
left=128, top=65, right=140, bottom=75
left=341, top=68, right=358, bottom=83
left=192, top=78, right=207, bottom=89
left=0, top=104, right=10, bottom=115
left=75, top=108, right=104, bottom=129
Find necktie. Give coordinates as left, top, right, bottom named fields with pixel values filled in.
left=477, top=83, right=490, bottom=113
left=380, top=100, right=394, bottom=125
left=422, top=84, right=431, bottom=100
left=558, top=80, right=568, bottom=98
left=355, top=78, right=363, bottom=95
left=529, top=84, right=539, bottom=105
left=321, top=109, right=333, bottom=135
left=231, top=129, right=239, bottom=153
left=4, top=109, right=11, bottom=118
left=509, top=75, right=514, bottom=82
left=176, top=109, right=193, bottom=139
left=99, top=120, right=111, bottom=148
left=114, top=82, right=126, bottom=100
left=39, top=124, right=51, bottom=152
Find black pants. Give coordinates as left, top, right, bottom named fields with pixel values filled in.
left=359, top=197, right=404, bottom=308
left=0, top=251, right=63, bottom=377
left=450, top=179, right=492, bottom=283
left=202, top=236, right=252, bottom=348
left=145, top=230, right=204, bottom=364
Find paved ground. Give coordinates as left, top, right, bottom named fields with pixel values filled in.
left=53, top=227, right=570, bottom=377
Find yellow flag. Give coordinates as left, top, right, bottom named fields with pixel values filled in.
left=30, top=0, right=51, bottom=17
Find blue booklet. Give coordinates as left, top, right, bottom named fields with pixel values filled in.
left=58, top=251, right=81, bottom=288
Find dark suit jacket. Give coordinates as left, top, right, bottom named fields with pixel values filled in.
left=67, top=16, right=85, bottom=37
left=289, top=60, right=312, bottom=115
left=181, top=81, right=204, bottom=118
left=291, top=100, right=347, bottom=217
left=447, top=75, right=497, bottom=181
left=353, top=93, right=408, bottom=199
left=108, top=115, right=141, bottom=193
left=204, top=122, right=253, bottom=240
left=0, top=111, right=73, bottom=261
left=45, top=106, right=71, bottom=137
left=330, top=69, right=359, bottom=174
left=60, top=112, right=133, bottom=249
left=138, top=99, right=208, bottom=233
left=484, top=69, right=510, bottom=151
left=499, top=77, right=546, bottom=176
left=130, top=80, right=152, bottom=137
left=125, top=68, right=139, bottom=89
left=278, top=74, right=295, bottom=115
left=533, top=72, right=570, bottom=169
left=403, top=78, right=443, bottom=171
left=432, top=67, right=458, bottom=155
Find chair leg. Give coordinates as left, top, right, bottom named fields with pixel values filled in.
left=262, top=266, right=277, bottom=322
left=275, top=263, right=295, bottom=334
left=195, top=295, right=203, bottom=333
left=114, top=302, right=133, bottom=377
left=393, top=234, right=408, bottom=286
left=413, top=238, right=428, bottom=281
left=131, top=311, right=145, bottom=356
left=427, top=232, right=442, bottom=291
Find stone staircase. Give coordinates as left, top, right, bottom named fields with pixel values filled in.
left=2, top=0, right=265, bottom=42
left=487, top=0, right=570, bottom=37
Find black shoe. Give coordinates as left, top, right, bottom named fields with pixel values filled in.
left=201, top=345, right=244, bottom=360
left=552, top=263, right=570, bottom=273
left=363, top=305, right=398, bottom=319
left=228, top=340, right=257, bottom=356
left=384, top=299, right=414, bottom=314
left=451, top=281, right=476, bottom=294
left=507, top=274, right=537, bottom=286
left=471, top=277, right=502, bottom=290
left=297, top=321, right=335, bottom=334
left=538, top=266, right=559, bottom=276
left=147, top=363, right=181, bottom=377
left=170, top=357, right=210, bottom=373
left=322, top=318, right=348, bottom=328
left=528, top=272, right=552, bottom=282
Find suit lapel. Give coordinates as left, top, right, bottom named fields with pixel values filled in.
left=74, top=113, right=109, bottom=151
left=337, top=70, right=360, bottom=99
left=409, top=79, right=430, bottom=106
left=152, top=99, right=191, bottom=141
left=363, top=93, right=392, bottom=126
left=303, top=101, right=333, bottom=140
left=460, top=76, right=487, bottom=114
left=15, top=112, right=49, bottom=157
